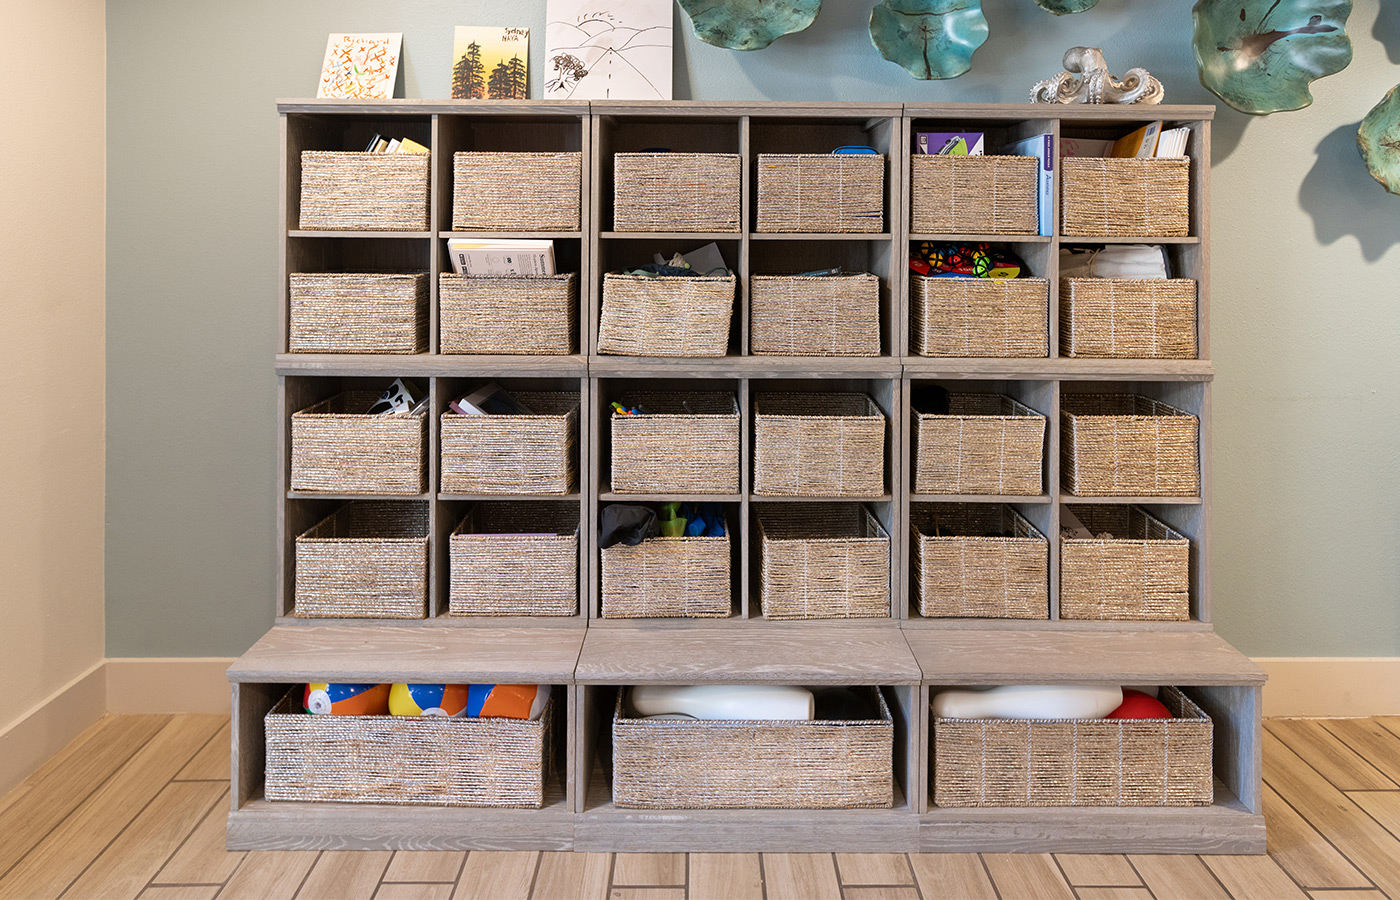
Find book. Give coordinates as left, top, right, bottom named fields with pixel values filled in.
left=915, top=131, right=984, bottom=155
left=1109, top=121, right=1162, bottom=158
left=1000, top=133, right=1054, bottom=236
left=452, top=26, right=529, bottom=100
left=317, top=33, right=402, bottom=100
left=1154, top=127, right=1189, bottom=158
left=385, top=138, right=401, bottom=153
left=450, top=383, right=534, bottom=416
left=1059, top=137, right=1112, bottom=158
left=446, top=238, right=555, bottom=276
left=396, top=137, right=429, bottom=154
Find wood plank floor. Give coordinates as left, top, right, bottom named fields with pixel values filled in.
left=2, top=716, right=1398, bottom=899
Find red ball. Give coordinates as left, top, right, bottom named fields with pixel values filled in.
left=1105, top=689, right=1171, bottom=720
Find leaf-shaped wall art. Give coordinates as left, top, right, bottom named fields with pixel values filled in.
left=679, top=0, right=823, bottom=51
left=1358, top=84, right=1400, bottom=195
left=1193, top=0, right=1353, bottom=115
left=1035, top=0, right=1100, bottom=14
left=869, top=0, right=989, bottom=80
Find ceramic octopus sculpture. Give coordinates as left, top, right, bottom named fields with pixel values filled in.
left=1031, top=47, right=1165, bottom=104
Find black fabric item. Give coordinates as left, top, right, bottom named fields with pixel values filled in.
left=598, top=504, right=660, bottom=548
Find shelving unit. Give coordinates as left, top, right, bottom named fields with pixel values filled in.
left=229, top=99, right=1265, bottom=853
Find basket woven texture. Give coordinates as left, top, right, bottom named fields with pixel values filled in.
left=288, top=273, right=428, bottom=354
left=933, top=686, right=1213, bottom=808
left=601, top=520, right=731, bottom=618
left=264, top=690, right=552, bottom=807
left=612, top=688, right=894, bottom=809
left=294, top=502, right=429, bottom=619
left=450, top=501, right=579, bottom=616
left=440, top=273, right=577, bottom=355
left=757, top=504, right=890, bottom=619
left=290, top=392, right=426, bottom=495
left=452, top=151, right=581, bottom=231
left=912, top=504, right=1048, bottom=618
left=913, top=394, right=1046, bottom=495
left=911, top=275, right=1048, bottom=358
left=910, top=155, right=1038, bottom=235
left=755, top=154, right=885, bottom=233
left=598, top=274, right=735, bottom=357
left=1060, top=505, right=1189, bottom=621
left=1060, top=277, right=1197, bottom=359
left=750, top=273, right=881, bottom=356
left=1061, top=157, right=1190, bottom=237
left=299, top=151, right=429, bottom=231
left=610, top=392, right=740, bottom=494
left=441, top=392, right=579, bottom=495
left=753, top=393, right=886, bottom=497
left=613, top=153, right=741, bottom=232
left=1060, top=394, right=1199, bottom=497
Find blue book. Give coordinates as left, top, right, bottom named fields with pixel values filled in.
left=1000, top=134, right=1054, bottom=236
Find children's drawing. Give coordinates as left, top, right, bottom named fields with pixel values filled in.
left=453, top=26, right=530, bottom=100
left=317, top=33, right=402, bottom=100
left=545, top=0, right=672, bottom=100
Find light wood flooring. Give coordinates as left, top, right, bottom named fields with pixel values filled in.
left=2, top=714, right=1399, bottom=899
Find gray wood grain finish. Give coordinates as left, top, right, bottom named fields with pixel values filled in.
left=276, top=355, right=588, bottom=377
left=920, top=805, right=1265, bottom=854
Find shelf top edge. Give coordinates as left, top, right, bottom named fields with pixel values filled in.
left=278, top=98, right=589, bottom=115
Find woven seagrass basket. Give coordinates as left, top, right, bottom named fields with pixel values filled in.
left=911, top=504, right=1048, bottom=619
left=449, top=501, right=579, bottom=617
left=757, top=504, right=891, bottom=619
left=910, top=275, right=1048, bottom=358
left=440, top=392, right=579, bottom=495
left=750, top=273, right=881, bottom=356
left=439, top=273, right=577, bottom=355
left=1060, top=505, right=1189, bottom=621
left=913, top=393, right=1046, bottom=496
left=264, top=689, right=553, bottom=807
left=910, top=155, right=1038, bottom=235
left=753, top=393, right=886, bottom=497
left=1061, top=157, right=1190, bottom=237
left=452, top=151, right=581, bottom=231
left=290, top=392, right=426, bottom=495
left=294, top=501, right=429, bottom=619
left=755, top=153, right=885, bottom=233
left=598, top=273, right=735, bottom=357
left=1060, top=394, right=1199, bottom=497
left=299, top=151, right=430, bottom=231
left=610, top=392, right=740, bottom=494
left=1060, top=277, right=1197, bottom=359
left=613, top=152, right=741, bottom=232
left=288, top=272, right=428, bottom=353
left=601, top=515, right=732, bottom=618
left=933, top=686, right=1213, bottom=808
left=612, top=688, right=893, bottom=809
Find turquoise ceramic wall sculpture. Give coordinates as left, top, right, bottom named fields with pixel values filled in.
left=1193, top=0, right=1353, bottom=115
left=1035, top=0, right=1100, bottom=14
left=678, top=0, right=822, bottom=51
left=1358, top=85, right=1400, bottom=195
left=869, top=0, right=988, bottom=80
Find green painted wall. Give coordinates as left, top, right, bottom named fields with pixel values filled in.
left=106, top=0, right=1400, bottom=657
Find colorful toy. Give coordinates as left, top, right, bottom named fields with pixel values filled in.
left=931, top=684, right=1123, bottom=720
left=1105, top=689, right=1172, bottom=720
left=303, top=683, right=391, bottom=715
left=389, top=683, right=472, bottom=717
left=387, top=683, right=551, bottom=719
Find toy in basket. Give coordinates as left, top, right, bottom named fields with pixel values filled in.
left=303, top=683, right=390, bottom=715
left=388, top=683, right=551, bottom=719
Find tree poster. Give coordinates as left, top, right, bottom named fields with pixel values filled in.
left=545, top=0, right=672, bottom=100
left=452, top=26, right=529, bottom=100
left=317, top=33, right=402, bottom=99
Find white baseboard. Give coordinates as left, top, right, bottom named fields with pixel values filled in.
left=105, top=658, right=236, bottom=714
left=0, top=662, right=107, bottom=798
left=1255, top=658, right=1400, bottom=717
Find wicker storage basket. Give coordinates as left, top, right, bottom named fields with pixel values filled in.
left=601, top=516, right=732, bottom=618
left=913, top=394, right=1046, bottom=495
left=612, top=688, right=893, bottom=809
left=1060, top=278, right=1197, bottom=359
left=294, top=501, right=429, bottom=619
left=613, top=152, right=741, bottom=232
left=933, top=686, right=1213, bottom=808
left=439, top=273, right=577, bottom=355
left=1060, top=505, right=1189, bottom=621
left=750, top=273, right=881, bottom=356
left=753, top=393, right=886, bottom=497
left=299, top=151, right=430, bottom=231
left=440, top=392, right=579, bottom=495
left=1061, top=394, right=1199, bottom=497
left=452, top=151, right=581, bottom=232
left=449, top=501, right=579, bottom=617
left=598, top=273, right=735, bottom=357
left=910, top=155, right=1038, bottom=235
left=264, top=689, right=553, bottom=807
left=1061, top=157, right=1190, bottom=237
left=288, top=272, right=428, bottom=354
left=290, top=392, right=426, bottom=495
left=610, top=392, right=740, bottom=494
left=757, top=504, right=890, bottom=619
left=912, top=504, right=1048, bottom=618
left=911, top=275, right=1049, bottom=358
left=755, top=153, right=885, bottom=233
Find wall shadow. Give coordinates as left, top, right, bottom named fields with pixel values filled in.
left=1300, top=122, right=1400, bottom=261
left=1376, top=0, right=1400, bottom=64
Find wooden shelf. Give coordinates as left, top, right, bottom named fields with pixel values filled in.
left=909, top=233, right=1052, bottom=244
left=901, top=358, right=1214, bottom=381
left=289, top=230, right=431, bottom=239
left=1060, top=495, right=1203, bottom=505
left=277, top=354, right=587, bottom=377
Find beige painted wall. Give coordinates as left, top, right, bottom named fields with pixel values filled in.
left=0, top=0, right=106, bottom=732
